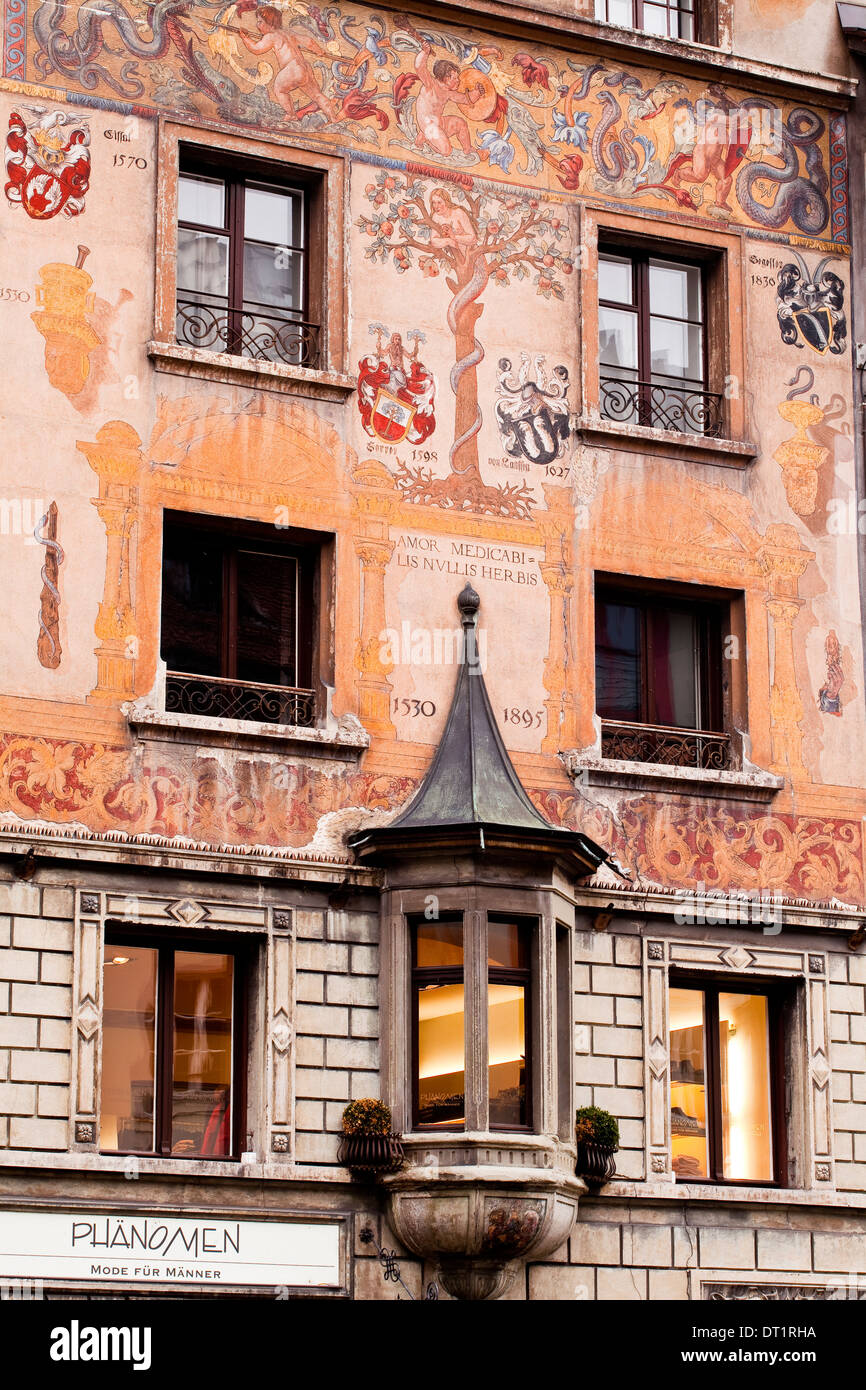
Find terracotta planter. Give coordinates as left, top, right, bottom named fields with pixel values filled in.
left=338, top=1132, right=404, bottom=1176
left=575, top=1141, right=617, bottom=1188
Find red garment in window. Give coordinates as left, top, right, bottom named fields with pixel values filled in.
left=201, top=1091, right=230, bottom=1157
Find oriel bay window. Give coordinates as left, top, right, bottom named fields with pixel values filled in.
left=100, top=933, right=248, bottom=1159
left=413, top=915, right=532, bottom=1131
left=176, top=151, right=321, bottom=367
left=669, top=980, right=785, bottom=1185
left=160, top=511, right=322, bottom=727
left=598, top=246, right=723, bottom=437
left=594, top=577, right=734, bottom=770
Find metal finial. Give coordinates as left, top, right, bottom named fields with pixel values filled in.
left=457, top=583, right=480, bottom=620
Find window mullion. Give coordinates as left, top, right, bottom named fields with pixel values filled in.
left=705, top=988, right=724, bottom=1182
left=156, top=949, right=175, bottom=1156
left=465, top=908, right=488, bottom=1132
left=228, top=177, right=244, bottom=352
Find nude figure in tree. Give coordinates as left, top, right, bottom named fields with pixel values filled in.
left=362, top=175, right=570, bottom=516
left=414, top=41, right=484, bottom=156
left=237, top=6, right=338, bottom=122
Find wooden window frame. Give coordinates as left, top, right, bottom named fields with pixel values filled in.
left=152, top=121, right=349, bottom=391
left=161, top=510, right=318, bottom=693
left=668, top=972, right=788, bottom=1188
left=594, top=0, right=716, bottom=43
left=595, top=579, right=726, bottom=734
left=410, top=912, right=535, bottom=1135
left=598, top=243, right=724, bottom=437
left=583, top=207, right=752, bottom=455
left=177, top=152, right=319, bottom=366
left=160, top=510, right=334, bottom=726
left=101, top=926, right=251, bottom=1161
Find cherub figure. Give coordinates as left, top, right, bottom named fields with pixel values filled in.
left=413, top=41, right=484, bottom=156
left=236, top=6, right=338, bottom=122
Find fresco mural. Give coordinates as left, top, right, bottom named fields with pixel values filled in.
left=34, top=500, right=62, bottom=669
left=0, top=3, right=863, bottom=910
left=8, top=1, right=843, bottom=241
left=4, top=104, right=90, bottom=218
left=776, top=251, right=847, bottom=354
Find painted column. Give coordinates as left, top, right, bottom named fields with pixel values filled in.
left=77, top=421, right=142, bottom=703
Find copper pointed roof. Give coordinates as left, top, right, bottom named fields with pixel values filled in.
left=348, top=584, right=609, bottom=873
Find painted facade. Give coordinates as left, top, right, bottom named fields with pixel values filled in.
left=0, top=0, right=865, bottom=1301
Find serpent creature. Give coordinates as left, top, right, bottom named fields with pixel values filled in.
left=447, top=251, right=489, bottom=477
left=33, top=0, right=223, bottom=101
left=736, top=105, right=829, bottom=236
left=591, top=89, right=638, bottom=184
left=34, top=503, right=64, bottom=670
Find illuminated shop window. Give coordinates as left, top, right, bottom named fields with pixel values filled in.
left=669, top=982, right=782, bottom=1184
left=176, top=151, right=321, bottom=368
left=100, top=935, right=247, bottom=1159
left=412, top=916, right=532, bottom=1132
left=594, top=0, right=696, bottom=40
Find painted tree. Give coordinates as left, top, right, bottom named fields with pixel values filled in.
left=359, top=173, right=574, bottom=518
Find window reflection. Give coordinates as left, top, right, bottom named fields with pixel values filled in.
left=719, top=992, right=773, bottom=1182
left=100, top=947, right=157, bottom=1153
left=669, top=987, right=708, bottom=1178
left=172, top=952, right=234, bottom=1158
left=417, top=981, right=465, bottom=1127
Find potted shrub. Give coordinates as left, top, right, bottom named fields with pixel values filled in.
left=574, top=1106, right=619, bottom=1187
left=337, top=1099, right=404, bottom=1176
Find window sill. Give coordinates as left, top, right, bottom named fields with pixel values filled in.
left=147, top=340, right=357, bottom=403
left=576, top=414, right=757, bottom=468
left=125, top=698, right=370, bottom=759
left=563, top=751, right=784, bottom=802
left=606, top=1181, right=851, bottom=1207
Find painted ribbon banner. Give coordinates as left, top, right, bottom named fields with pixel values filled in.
left=0, top=1211, right=342, bottom=1288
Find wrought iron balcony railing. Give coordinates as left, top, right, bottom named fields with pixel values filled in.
left=176, top=298, right=320, bottom=369
left=166, top=672, right=316, bottom=728
left=599, top=376, right=724, bottom=438
left=601, top=719, right=733, bottom=771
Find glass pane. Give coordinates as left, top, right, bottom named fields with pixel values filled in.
left=649, top=607, right=698, bottom=728
left=243, top=242, right=303, bottom=312
left=642, top=2, right=670, bottom=35
left=678, top=8, right=694, bottom=40
left=670, top=987, right=709, bottom=1179
left=415, top=920, right=463, bottom=968
left=600, top=306, right=639, bottom=371
left=650, top=318, right=703, bottom=383
left=172, top=952, right=234, bottom=1158
left=599, top=254, right=634, bottom=305
left=176, top=228, right=229, bottom=299
left=595, top=600, right=641, bottom=721
left=244, top=184, right=303, bottom=248
left=100, top=946, right=157, bottom=1153
left=417, top=982, right=465, bottom=1127
left=178, top=173, right=225, bottom=228
left=235, top=551, right=298, bottom=687
left=601, top=0, right=633, bottom=23
left=650, top=260, right=702, bottom=321
left=488, top=983, right=527, bottom=1127
left=160, top=533, right=223, bottom=677
left=488, top=920, right=529, bottom=969
left=719, top=993, right=773, bottom=1182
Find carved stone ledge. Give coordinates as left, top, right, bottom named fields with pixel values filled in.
left=382, top=1137, right=584, bottom=1301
